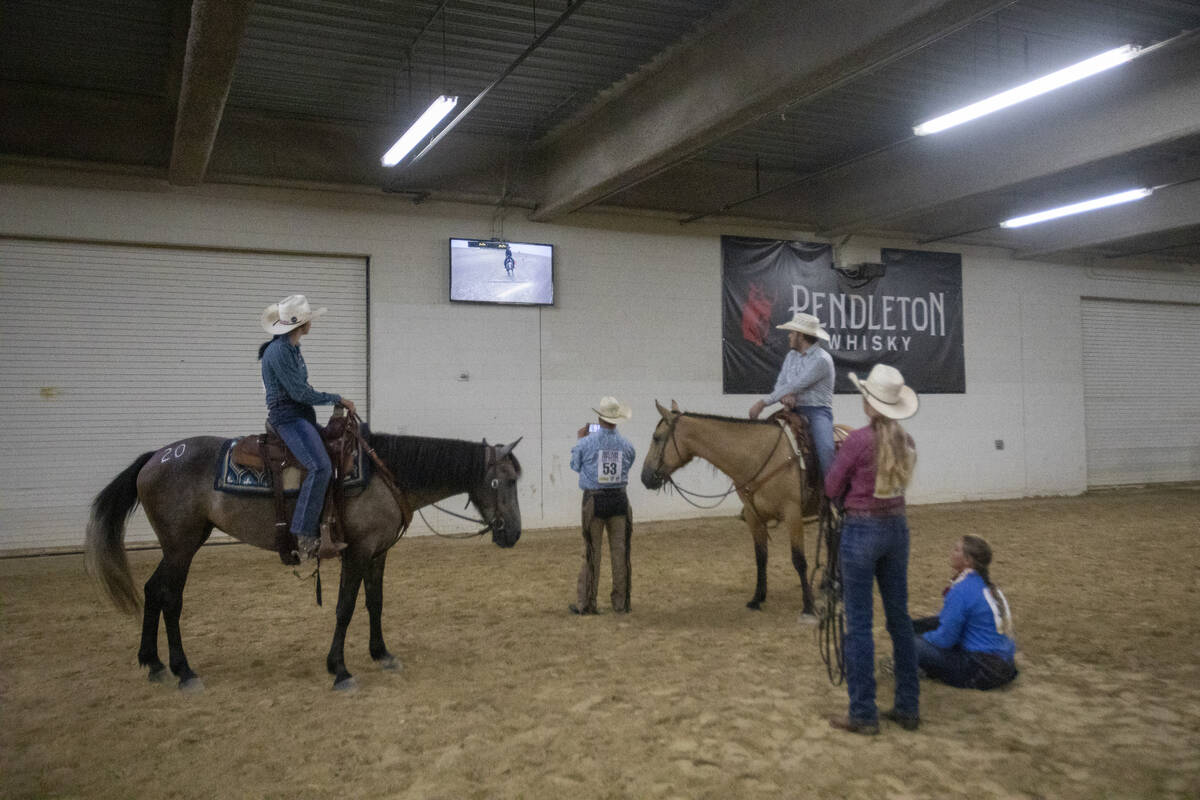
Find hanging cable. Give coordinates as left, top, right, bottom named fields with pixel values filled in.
left=406, top=0, right=589, bottom=166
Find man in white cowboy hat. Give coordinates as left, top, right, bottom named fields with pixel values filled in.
left=568, top=396, right=637, bottom=615
left=259, top=294, right=356, bottom=561
left=748, top=311, right=837, bottom=478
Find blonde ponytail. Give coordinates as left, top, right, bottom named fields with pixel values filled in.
left=871, top=416, right=916, bottom=498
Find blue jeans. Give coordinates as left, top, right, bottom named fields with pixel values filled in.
left=797, top=405, right=835, bottom=478
left=840, top=514, right=919, bottom=723
left=273, top=418, right=331, bottom=537
left=915, top=637, right=1018, bottom=690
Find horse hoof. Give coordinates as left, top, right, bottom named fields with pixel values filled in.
left=333, top=676, right=358, bottom=692
left=797, top=612, right=818, bottom=626
left=178, top=677, right=205, bottom=693
left=746, top=600, right=763, bottom=610
left=375, top=656, right=402, bottom=672
left=147, top=667, right=170, bottom=684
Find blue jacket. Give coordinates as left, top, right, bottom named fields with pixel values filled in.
left=923, top=571, right=1016, bottom=661
left=261, top=336, right=341, bottom=426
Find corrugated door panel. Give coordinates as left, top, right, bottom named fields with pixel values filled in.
left=0, top=240, right=367, bottom=553
left=1081, top=298, right=1200, bottom=487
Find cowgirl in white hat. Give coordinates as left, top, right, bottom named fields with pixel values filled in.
left=258, top=295, right=356, bottom=560
left=823, top=363, right=920, bottom=735
left=748, top=312, right=836, bottom=478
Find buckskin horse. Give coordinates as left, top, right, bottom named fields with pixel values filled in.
left=641, top=400, right=821, bottom=617
left=86, top=428, right=522, bottom=691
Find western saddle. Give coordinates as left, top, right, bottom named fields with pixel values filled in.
left=229, top=410, right=359, bottom=564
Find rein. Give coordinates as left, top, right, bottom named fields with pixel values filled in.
left=661, top=477, right=738, bottom=509
left=418, top=502, right=492, bottom=539
left=345, top=411, right=413, bottom=534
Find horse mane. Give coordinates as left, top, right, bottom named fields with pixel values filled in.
left=679, top=411, right=778, bottom=426
left=366, top=433, right=521, bottom=492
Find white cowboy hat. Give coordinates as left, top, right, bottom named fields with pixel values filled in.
left=260, top=294, right=327, bottom=334
left=849, top=363, right=919, bottom=420
left=592, top=396, right=632, bottom=424
left=776, top=312, right=830, bottom=341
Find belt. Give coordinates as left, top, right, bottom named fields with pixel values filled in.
left=843, top=507, right=904, bottom=519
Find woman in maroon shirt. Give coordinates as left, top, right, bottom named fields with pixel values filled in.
left=824, top=364, right=919, bottom=735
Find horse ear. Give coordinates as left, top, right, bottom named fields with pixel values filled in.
left=655, top=400, right=670, bottom=419
left=495, top=437, right=522, bottom=460
left=670, top=399, right=680, bottom=412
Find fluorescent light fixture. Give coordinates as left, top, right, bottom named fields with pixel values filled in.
left=913, top=44, right=1140, bottom=136
left=1000, top=188, right=1152, bottom=228
left=381, top=95, right=458, bottom=166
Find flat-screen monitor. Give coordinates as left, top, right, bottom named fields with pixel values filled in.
left=449, top=238, right=554, bottom=306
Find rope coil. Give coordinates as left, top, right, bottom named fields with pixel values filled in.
left=813, top=501, right=847, bottom=685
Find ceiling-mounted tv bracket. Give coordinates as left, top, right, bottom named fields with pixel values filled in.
left=831, top=261, right=886, bottom=289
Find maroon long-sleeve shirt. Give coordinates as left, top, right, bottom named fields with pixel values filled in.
left=823, top=425, right=912, bottom=515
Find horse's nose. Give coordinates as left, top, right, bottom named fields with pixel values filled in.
left=640, top=465, right=662, bottom=489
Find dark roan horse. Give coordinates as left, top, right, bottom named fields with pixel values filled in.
left=86, top=431, right=522, bottom=691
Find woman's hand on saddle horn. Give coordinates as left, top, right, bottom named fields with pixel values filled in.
left=748, top=400, right=766, bottom=420
left=339, top=398, right=357, bottom=415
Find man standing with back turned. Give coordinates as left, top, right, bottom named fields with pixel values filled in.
left=569, top=396, right=637, bottom=615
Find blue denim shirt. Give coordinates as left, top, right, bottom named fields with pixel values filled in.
left=570, top=428, right=637, bottom=490
left=261, top=335, right=341, bottom=425
left=765, top=346, right=834, bottom=407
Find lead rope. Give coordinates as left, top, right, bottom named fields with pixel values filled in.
left=813, top=501, right=846, bottom=685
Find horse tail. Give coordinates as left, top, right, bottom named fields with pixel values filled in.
left=85, top=451, right=154, bottom=614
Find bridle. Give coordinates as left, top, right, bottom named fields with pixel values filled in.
left=420, top=446, right=512, bottom=539
left=647, top=412, right=791, bottom=513
left=645, top=413, right=733, bottom=508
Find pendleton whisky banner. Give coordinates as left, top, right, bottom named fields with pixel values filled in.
left=722, top=236, right=965, bottom=394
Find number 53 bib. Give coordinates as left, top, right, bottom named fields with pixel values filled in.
left=597, top=449, right=624, bottom=484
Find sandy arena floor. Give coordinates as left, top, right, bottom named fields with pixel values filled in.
left=2, top=485, right=1198, bottom=799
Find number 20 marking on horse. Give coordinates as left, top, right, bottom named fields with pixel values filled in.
left=160, top=444, right=187, bottom=463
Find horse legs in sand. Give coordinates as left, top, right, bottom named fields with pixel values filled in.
left=363, top=550, right=401, bottom=671
left=138, top=529, right=210, bottom=692
left=746, top=515, right=770, bottom=610
left=325, top=544, right=372, bottom=691
left=784, top=505, right=817, bottom=618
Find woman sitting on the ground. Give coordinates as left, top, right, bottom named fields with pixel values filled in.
left=914, top=535, right=1018, bottom=690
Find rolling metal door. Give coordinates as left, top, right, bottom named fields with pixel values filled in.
left=0, top=239, right=367, bottom=553
left=1081, top=298, right=1200, bottom=487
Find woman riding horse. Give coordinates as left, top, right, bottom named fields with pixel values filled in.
left=86, top=430, right=522, bottom=691
left=258, top=294, right=356, bottom=560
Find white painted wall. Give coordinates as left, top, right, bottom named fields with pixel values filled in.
left=3, top=172, right=1200, bottom=537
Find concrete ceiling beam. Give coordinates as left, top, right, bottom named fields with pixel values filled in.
left=529, top=0, right=1015, bottom=222
left=801, top=35, right=1200, bottom=234
left=168, top=0, right=254, bottom=186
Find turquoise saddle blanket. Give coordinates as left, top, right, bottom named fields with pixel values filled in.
left=213, top=436, right=369, bottom=496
